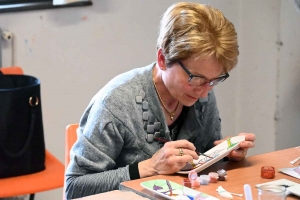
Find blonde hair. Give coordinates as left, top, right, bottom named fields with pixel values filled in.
left=157, top=2, right=239, bottom=72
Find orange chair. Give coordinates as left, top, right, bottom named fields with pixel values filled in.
left=65, top=124, right=79, bottom=170
left=63, top=124, right=79, bottom=200
left=0, top=66, right=65, bottom=200
left=0, top=66, right=24, bottom=74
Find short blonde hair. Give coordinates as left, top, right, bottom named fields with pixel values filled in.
left=157, top=2, right=239, bottom=72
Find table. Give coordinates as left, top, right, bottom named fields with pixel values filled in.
left=72, top=190, right=150, bottom=200
left=120, top=147, right=300, bottom=200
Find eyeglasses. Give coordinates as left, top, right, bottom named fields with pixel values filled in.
left=178, top=61, right=229, bottom=86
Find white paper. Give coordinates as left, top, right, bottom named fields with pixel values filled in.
left=278, top=166, right=300, bottom=180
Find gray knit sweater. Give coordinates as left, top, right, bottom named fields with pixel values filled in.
left=65, top=63, right=222, bottom=199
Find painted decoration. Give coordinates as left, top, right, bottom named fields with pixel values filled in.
left=178, top=135, right=246, bottom=174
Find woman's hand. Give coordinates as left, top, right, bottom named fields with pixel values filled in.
left=214, top=133, right=256, bottom=161
left=138, top=140, right=199, bottom=178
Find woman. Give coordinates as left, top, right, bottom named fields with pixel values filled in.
left=65, top=2, right=255, bottom=199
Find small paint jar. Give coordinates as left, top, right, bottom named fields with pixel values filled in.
left=261, top=166, right=275, bottom=179
left=199, top=175, right=210, bottom=185
left=208, top=172, right=219, bottom=183
left=218, top=176, right=226, bottom=181
left=192, top=178, right=200, bottom=188
left=188, top=170, right=198, bottom=181
left=188, top=170, right=200, bottom=188
left=217, top=169, right=227, bottom=177
left=182, top=178, right=192, bottom=188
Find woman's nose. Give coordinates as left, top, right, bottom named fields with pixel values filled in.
left=194, top=83, right=212, bottom=98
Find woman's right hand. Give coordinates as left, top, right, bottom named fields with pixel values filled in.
left=138, top=140, right=199, bottom=178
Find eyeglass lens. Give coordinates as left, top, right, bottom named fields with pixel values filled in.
left=178, top=61, right=229, bottom=87
left=189, top=77, right=225, bottom=86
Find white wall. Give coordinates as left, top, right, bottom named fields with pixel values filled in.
left=236, top=0, right=280, bottom=153
left=0, top=1, right=299, bottom=199
left=276, top=0, right=300, bottom=150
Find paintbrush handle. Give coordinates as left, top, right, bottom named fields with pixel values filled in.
left=198, top=152, right=213, bottom=159
left=154, top=137, right=213, bottom=159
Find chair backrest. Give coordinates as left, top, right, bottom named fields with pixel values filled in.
left=65, top=124, right=79, bottom=169
left=1, top=66, right=65, bottom=199
left=0, top=66, right=23, bottom=74
left=63, top=124, right=79, bottom=200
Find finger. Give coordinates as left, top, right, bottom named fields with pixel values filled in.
left=180, top=148, right=199, bottom=160
left=173, top=148, right=184, bottom=157
left=166, top=140, right=196, bottom=151
left=246, top=133, right=256, bottom=141
left=229, top=149, right=247, bottom=160
left=178, top=148, right=184, bottom=156
left=214, top=139, right=226, bottom=146
left=166, top=150, right=193, bottom=164
left=239, top=140, right=255, bottom=148
left=177, top=140, right=197, bottom=151
left=172, top=147, right=198, bottom=159
left=214, top=140, right=222, bottom=146
left=214, top=136, right=232, bottom=146
left=238, top=133, right=256, bottom=141
left=173, top=153, right=196, bottom=165
left=236, top=149, right=247, bottom=157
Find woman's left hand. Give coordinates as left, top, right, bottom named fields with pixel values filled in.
left=214, top=133, right=256, bottom=161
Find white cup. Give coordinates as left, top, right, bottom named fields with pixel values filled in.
left=257, top=185, right=286, bottom=200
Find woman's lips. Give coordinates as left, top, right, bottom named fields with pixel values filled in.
left=187, top=94, right=198, bottom=100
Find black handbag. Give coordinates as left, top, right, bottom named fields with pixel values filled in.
left=0, top=71, right=46, bottom=178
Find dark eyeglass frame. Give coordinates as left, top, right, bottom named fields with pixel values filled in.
left=178, top=61, right=229, bottom=86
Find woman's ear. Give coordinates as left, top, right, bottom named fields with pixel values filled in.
left=157, top=48, right=167, bottom=71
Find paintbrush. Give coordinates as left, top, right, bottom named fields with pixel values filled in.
left=154, top=137, right=213, bottom=159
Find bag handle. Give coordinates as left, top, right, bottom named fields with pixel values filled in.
left=0, top=96, right=39, bottom=157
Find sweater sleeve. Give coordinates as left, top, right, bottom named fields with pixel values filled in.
left=65, top=100, right=133, bottom=199
left=64, top=64, right=159, bottom=199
